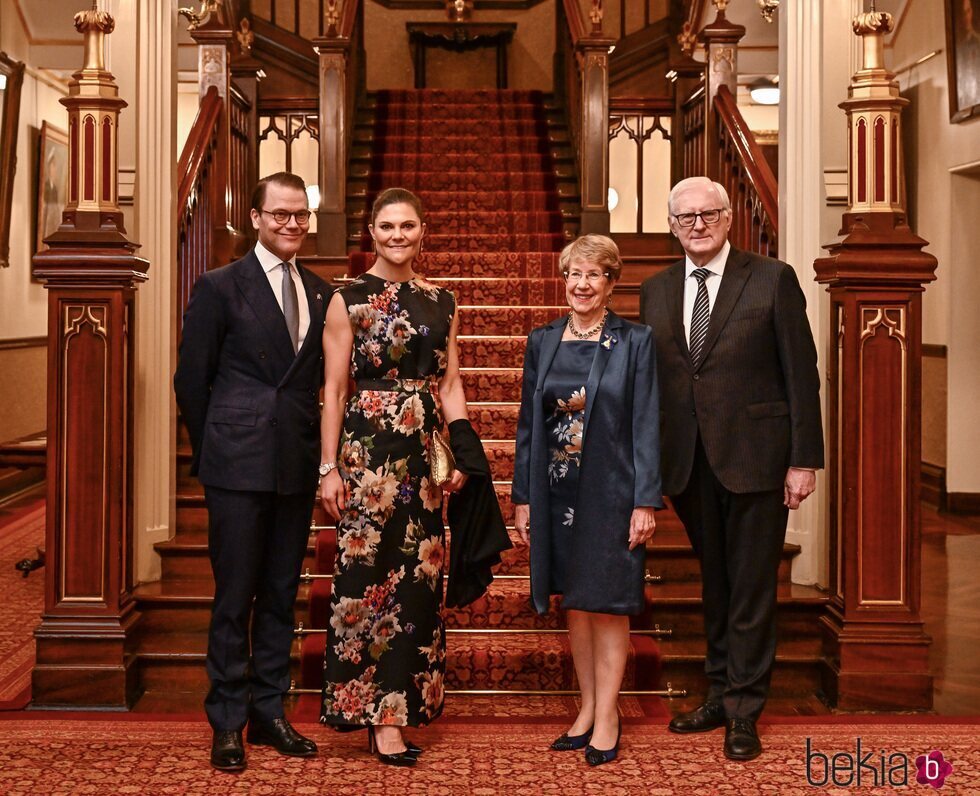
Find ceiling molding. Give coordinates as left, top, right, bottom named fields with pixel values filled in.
left=12, top=0, right=83, bottom=48
left=23, top=65, right=70, bottom=93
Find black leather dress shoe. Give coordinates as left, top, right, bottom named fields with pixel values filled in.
left=210, top=730, right=246, bottom=771
left=246, top=717, right=318, bottom=757
left=667, top=702, right=726, bottom=734
left=724, top=718, right=763, bottom=761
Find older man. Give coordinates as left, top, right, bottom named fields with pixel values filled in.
left=175, top=172, right=328, bottom=771
left=640, top=177, right=823, bottom=760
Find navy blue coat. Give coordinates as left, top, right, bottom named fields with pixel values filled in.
left=174, top=249, right=329, bottom=495
left=512, top=311, right=664, bottom=615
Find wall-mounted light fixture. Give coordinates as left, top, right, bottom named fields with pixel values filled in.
left=749, top=78, right=780, bottom=105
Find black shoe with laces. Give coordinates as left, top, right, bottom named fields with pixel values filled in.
left=667, top=701, right=726, bottom=734
left=210, top=729, right=246, bottom=772
left=724, top=718, right=762, bottom=761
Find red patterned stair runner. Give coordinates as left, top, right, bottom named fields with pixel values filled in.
left=299, top=89, right=662, bottom=698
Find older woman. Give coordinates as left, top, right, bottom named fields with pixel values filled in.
left=512, top=234, right=663, bottom=766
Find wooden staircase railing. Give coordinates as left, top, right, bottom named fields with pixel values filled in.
left=713, top=84, right=778, bottom=258
left=176, top=86, right=223, bottom=320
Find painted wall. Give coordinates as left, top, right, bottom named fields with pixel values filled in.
left=0, top=343, right=45, bottom=439
left=888, top=1, right=980, bottom=496
left=0, top=4, right=76, bottom=442
left=363, top=0, right=555, bottom=91
left=0, top=5, right=65, bottom=342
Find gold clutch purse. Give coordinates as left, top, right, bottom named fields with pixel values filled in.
left=430, top=428, right=456, bottom=486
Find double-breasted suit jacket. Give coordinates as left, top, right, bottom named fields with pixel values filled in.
left=512, top=311, right=664, bottom=615
left=640, top=247, right=824, bottom=496
left=175, top=248, right=329, bottom=496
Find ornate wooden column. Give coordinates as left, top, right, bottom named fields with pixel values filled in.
left=699, top=0, right=743, bottom=176
left=230, top=18, right=264, bottom=206
left=668, top=23, right=705, bottom=188
left=31, top=3, right=148, bottom=708
left=575, top=29, right=614, bottom=235
left=814, top=10, right=935, bottom=711
left=313, top=10, right=353, bottom=257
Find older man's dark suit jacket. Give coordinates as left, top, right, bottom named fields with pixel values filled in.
left=174, top=248, right=328, bottom=495
left=639, top=247, right=824, bottom=496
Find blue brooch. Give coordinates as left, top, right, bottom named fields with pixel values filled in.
left=601, top=333, right=617, bottom=349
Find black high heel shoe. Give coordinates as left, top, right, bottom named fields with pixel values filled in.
left=336, top=724, right=422, bottom=756
left=550, top=725, right=593, bottom=751
left=367, top=726, right=417, bottom=767
left=584, top=720, right=621, bottom=767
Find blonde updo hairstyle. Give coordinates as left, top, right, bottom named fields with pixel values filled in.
left=558, top=234, right=623, bottom=283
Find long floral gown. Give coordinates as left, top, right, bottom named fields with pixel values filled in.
left=321, top=272, right=455, bottom=728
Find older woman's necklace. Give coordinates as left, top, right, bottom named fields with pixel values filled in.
left=567, top=308, right=608, bottom=340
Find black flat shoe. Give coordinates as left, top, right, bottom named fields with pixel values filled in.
left=210, top=729, right=246, bottom=772
left=724, top=718, right=762, bottom=761
left=668, top=702, right=726, bottom=734
left=367, top=726, right=417, bottom=767
left=550, top=725, right=593, bottom=751
left=584, top=720, right=621, bottom=767
left=246, top=717, right=318, bottom=757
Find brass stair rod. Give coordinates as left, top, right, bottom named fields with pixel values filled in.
left=300, top=569, right=663, bottom=583
left=294, top=623, right=672, bottom=637
left=288, top=682, right=688, bottom=698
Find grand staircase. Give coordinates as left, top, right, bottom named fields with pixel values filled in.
left=132, top=86, right=828, bottom=712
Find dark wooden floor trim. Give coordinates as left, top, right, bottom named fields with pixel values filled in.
left=947, top=491, right=980, bottom=515
left=921, top=462, right=947, bottom=511
left=0, top=336, right=46, bottom=350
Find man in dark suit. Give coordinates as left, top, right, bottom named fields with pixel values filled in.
left=640, top=177, right=823, bottom=761
left=174, top=172, right=328, bottom=771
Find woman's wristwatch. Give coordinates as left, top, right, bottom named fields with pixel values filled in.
left=318, top=462, right=337, bottom=477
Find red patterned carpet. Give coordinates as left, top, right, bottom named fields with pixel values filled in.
left=0, top=499, right=44, bottom=709
left=0, top=714, right=977, bottom=794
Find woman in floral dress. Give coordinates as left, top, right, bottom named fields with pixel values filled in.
left=319, top=188, right=469, bottom=765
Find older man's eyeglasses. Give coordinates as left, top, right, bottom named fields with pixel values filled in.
left=563, top=270, right=609, bottom=284
left=260, top=209, right=312, bottom=225
left=672, top=209, right=725, bottom=227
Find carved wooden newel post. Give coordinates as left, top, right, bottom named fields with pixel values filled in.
left=699, top=0, right=743, bottom=172
left=576, top=3, right=613, bottom=235
left=815, top=11, right=935, bottom=711
left=313, top=3, right=352, bottom=256
left=32, top=3, right=148, bottom=708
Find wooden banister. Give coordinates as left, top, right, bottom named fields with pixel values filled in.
left=177, top=87, right=221, bottom=219
left=339, top=0, right=359, bottom=38
left=712, top=84, right=778, bottom=257
left=176, top=87, right=223, bottom=322
left=563, top=0, right=588, bottom=44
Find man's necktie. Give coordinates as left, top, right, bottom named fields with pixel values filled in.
left=281, top=261, right=300, bottom=354
left=689, top=267, right=711, bottom=368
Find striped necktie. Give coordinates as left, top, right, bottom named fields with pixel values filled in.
left=689, top=267, right=711, bottom=367
left=281, top=261, right=300, bottom=354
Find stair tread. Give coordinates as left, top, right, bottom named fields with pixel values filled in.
left=649, top=581, right=828, bottom=603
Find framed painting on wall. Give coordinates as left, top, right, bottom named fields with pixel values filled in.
left=36, top=121, right=69, bottom=253
left=945, top=0, right=980, bottom=122
left=0, top=52, right=25, bottom=268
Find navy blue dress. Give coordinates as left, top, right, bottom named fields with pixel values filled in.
left=542, top=341, right=594, bottom=595
left=512, top=312, right=664, bottom=616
